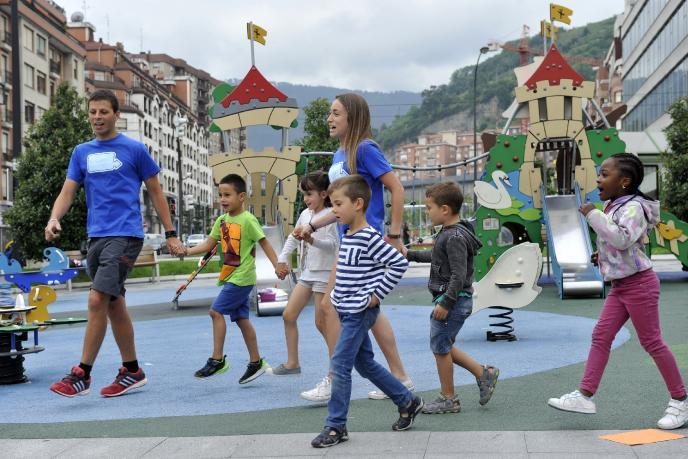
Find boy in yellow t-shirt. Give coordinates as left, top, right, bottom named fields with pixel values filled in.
left=185, top=173, right=279, bottom=384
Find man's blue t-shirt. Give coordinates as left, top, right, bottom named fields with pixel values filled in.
left=66, top=134, right=160, bottom=238
left=328, top=140, right=392, bottom=235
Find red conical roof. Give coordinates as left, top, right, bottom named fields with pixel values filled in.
left=221, top=66, right=289, bottom=108
left=524, top=43, right=584, bottom=90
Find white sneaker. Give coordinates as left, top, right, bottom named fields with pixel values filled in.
left=301, top=376, right=331, bottom=402
left=547, top=390, right=596, bottom=414
left=657, top=398, right=688, bottom=430
left=368, top=379, right=415, bottom=400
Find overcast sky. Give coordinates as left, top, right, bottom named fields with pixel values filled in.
left=61, top=0, right=624, bottom=92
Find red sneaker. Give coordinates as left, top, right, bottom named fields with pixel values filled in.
left=100, top=367, right=147, bottom=397
left=50, top=366, right=91, bottom=397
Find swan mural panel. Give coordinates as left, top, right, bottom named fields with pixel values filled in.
left=475, top=170, right=512, bottom=210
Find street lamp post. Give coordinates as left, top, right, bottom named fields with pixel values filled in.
left=473, top=46, right=493, bottom=211
left=174, top=116, right=188, bottom=235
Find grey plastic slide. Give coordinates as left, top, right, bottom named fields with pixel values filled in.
left=543, top=195, right=604, bottom=298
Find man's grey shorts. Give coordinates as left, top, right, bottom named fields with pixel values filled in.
left=86, top=237, right=143, bottom=299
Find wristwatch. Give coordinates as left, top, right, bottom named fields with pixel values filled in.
left=165, top=230, right=178, bottom=239
left=387, top=233, right=401, bottom=239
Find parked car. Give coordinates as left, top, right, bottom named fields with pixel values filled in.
left=185, top=234, right=206, bottom=248
left=143, top=233, right=166, bottom=255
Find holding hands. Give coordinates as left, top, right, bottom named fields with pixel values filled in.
left=292, top=224, right=313, bottom=241
left=276, top=262, right=290, bottom=280
left=166, top=237, right=185, bottom=257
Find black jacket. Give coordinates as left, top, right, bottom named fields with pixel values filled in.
left=407, top=221, right=482, bottom=310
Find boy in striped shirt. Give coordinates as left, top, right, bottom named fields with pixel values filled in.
left=311, top=175, right=423, bottom=448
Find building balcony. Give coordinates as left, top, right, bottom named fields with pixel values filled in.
left=2, top=109, right=12, bottom=126
left=49, top=61, right=61, bottom=77
left=1, top=31, right=10, bottom=50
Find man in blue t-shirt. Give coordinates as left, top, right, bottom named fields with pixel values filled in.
left=44, top=89, right=184, bottom=398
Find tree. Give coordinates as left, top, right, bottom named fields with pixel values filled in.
left=294, top=97, right=339, bottom=174
left=662, top=96, right=688, bottom=221
left=5, top=83, right=92, bottom=260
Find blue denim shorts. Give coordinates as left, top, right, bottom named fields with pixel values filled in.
left=211, top=283, right=254, bottom=322
left=429, top=296, right=473, bottom=354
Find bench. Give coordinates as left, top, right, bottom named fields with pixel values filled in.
left=135, top=246, right=161, bottom=283
left=64, top=245, right=160, bottom=290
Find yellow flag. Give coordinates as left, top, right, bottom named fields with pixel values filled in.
left=550, top=3, right=573, bottom=25
left=246, top=23, right=267, bottom=45
left=540, top=20, right=558, bottom=39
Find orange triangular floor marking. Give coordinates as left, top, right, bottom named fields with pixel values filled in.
left=599, top=429, right=685, bottom=446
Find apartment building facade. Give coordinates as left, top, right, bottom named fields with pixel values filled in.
left=0, top=0, right=85, bottom=242
left=393, top=130, right=486, bottom=183
left=133, top=52, right=246, bottom=155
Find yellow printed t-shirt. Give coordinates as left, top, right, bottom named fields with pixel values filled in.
left=209, top=211, right=265, bottom=286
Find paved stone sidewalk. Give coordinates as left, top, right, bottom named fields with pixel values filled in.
left=3, top=429, right=687, bottom=458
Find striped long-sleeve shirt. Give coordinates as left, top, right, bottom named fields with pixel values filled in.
left=330, top=226, right=408, bottom=314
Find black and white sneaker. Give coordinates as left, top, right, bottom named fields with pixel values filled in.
left=238, top=358, right=267, bottom=384
left=392, top=395, right=424, bottom=431
left=311, top=426, right=349, bottom=448
left=195, top=356, right=229, bottom=378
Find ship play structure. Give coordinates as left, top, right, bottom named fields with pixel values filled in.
left=471, top=44, right=688, bottom=306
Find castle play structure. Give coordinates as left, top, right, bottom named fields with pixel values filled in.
left=471, top=44, right=688, bottom=314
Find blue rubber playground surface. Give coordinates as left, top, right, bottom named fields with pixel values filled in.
left=6, top=303, right=629, bottom=423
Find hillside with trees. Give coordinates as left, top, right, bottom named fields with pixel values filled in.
left=376, top=17, right=616, bottom=152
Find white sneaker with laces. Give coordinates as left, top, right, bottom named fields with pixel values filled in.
left=368, top=379, right=415, bottom=400
left=547, top=390, right=596, bottom=414
left=657, top=398, right=688, bottom=430
left=300, top=376, right=331, bottom=402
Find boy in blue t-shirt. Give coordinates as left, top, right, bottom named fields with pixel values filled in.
left=45, top=89, right=184, bottom=398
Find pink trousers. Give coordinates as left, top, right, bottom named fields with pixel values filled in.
left=580, top=269, right=686, bottom=399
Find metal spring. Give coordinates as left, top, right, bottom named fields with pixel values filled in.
left=0, top=283, right=14, bottom=307
left=486, top=306, right=517, bottom=342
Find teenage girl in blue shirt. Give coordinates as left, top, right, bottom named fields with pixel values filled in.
left=294, top=93, right=414, bottom=401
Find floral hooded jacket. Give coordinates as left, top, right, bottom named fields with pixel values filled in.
left=585, top=194, right=660, bottom=281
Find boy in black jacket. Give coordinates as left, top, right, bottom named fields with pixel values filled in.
left=403, top=182, right=499, bottom=414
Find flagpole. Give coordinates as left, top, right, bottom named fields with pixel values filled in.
left=543, top=19, right=547, bottom=54
left=249, top=21, right=255, bottom=67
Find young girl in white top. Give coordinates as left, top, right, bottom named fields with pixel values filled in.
left=273, top=171, right=340, bottom=375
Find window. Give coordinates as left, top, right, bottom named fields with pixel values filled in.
left=36, top=106, right=46, bottom=121
left=564, top=96, right=573, bottom=119
left=23, top=25, right=33, bottom=51
left=73, top=59, right=78, bottom=79
left=116, top=118, right=127, bottom=130
left=2, top=132, right=9, bottom=157
left=36, top=35, right=46, bottom=57
left=538, top=98, right=548, bottom=121
left=37, top=71, right=46, bottom=94
left=24, top=64, right=34, bottom=88
left=24, top=102, right=35, bottom=124
left=2, top=167, right=11, bottom=201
